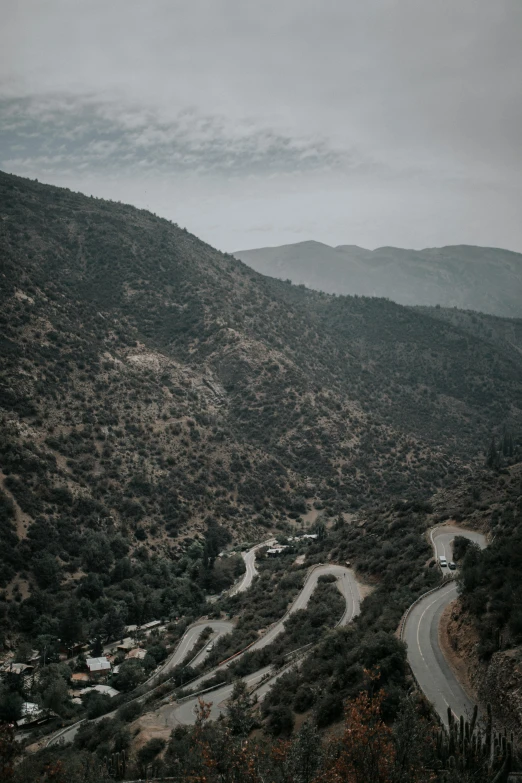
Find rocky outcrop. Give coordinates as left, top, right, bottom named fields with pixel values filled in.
left=479, top=649, right=522, bottom=734
left=443, top=600, right=522, bottom=733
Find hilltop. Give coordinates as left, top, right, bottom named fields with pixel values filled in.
left=235, top=240, right=522, bottom=318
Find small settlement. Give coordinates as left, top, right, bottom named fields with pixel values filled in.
left=0, top=619, right=166, bottom=734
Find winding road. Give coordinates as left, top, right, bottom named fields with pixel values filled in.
left=154, top=619, right=235, bottom=677
left=403, top=524, right=486, bottom=726
left=47, top=543, right=361, bottom=743
left=45, top=525, right=489, bottom=745
left=160, top=563, right=361, bottom=726
left=229, top=539, right=276, bottom=596
left=155, top=539, right=275, bottom=677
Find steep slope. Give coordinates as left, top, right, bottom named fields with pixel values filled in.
left=235, top=241, right=522, bottom=318
left=1, top=170, right=522, bottom=606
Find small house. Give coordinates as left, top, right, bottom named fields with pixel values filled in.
left=1, top=662, right=34, bottom=680
left=140, top=620, right=161, bottom=634
left=116, top=637, right=135, bottom=653
left=266, top=547, right=287, bottom=557
left=79, top=684, right=120, bottom=699
left=86, top=656, right=111, bottom=680
left=16, top=702, right=47, bottom=729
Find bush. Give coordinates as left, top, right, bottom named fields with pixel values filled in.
left=293, top=685, right=315, bottom=713
left=266, top=704, right=294, bottom=736
left=137, top=737, right=166, bottom=767
left=315, top=693, right=343, bottom=727
left=117, top=700, right=142, bottom=723
left=83, top=692, right=113, bottom=719
left=110, top=659, right=146, bottom=692
left=318, top=573, right=336, bottom=583
left=452, top=535, right=472, bottom=562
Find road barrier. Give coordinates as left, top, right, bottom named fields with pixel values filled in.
left=397, top=575, right=456, bottom=641
left=176, top=679, right=232, bottom=704
left=46, top=719, right=85, bottom=747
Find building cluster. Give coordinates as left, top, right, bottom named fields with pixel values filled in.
left=265, top=534, right=319, bottom=557
left=0, top=620, right=164, bottom=725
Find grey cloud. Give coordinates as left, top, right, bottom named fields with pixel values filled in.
left=1, top=1, right=521, bottom=252
left=0, top=95, right=350, bottom=179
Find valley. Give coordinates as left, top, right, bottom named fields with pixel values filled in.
left=42, top=524, right=487, bottom=759
left=1, top=171, right=522, bottom=781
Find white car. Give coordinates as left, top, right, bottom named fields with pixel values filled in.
left=206, top=642, right=214, bottom=652
left=439, top=556, right=448, bottom=567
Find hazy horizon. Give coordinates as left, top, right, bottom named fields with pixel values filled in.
left=2, top=1, right=522, bottom=254
left=233, top=238, right=521, bottom=255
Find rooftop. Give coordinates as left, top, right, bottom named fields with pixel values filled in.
left=86, top=657, right=111, bottom=672
left=80, top=684, right=120, bottom=698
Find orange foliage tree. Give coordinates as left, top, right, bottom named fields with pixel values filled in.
left=317, top=688, right=396, bottom=783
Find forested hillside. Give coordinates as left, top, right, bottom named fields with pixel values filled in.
left=1, top=169, right=522, bottom=647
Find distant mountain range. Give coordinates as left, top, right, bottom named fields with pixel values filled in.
left=234, top=241, right=522, bottom=318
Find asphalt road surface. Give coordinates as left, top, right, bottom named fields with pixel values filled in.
left=430, top=524, right=485, bottom=566
left=157, top=620, right=234, bottom=675
left=251, top=563, right=360, bottom=650
left=164, top=563, right=362, bottom=725
left=229, top=539, right=276, bottom=596
left=166, top=666, right=274, bottom=726
left=47, top=559, right=361, bottom=742
left=403, top=525, right=486, bottom=726
left=189, top=622, right=234, bottom=669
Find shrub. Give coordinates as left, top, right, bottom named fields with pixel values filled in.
left=137, top=737, right=166, bottom=767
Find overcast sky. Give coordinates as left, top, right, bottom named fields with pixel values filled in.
left=1, top=1, right=521, bottom=252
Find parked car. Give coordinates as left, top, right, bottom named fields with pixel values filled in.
left=448, top=561, right=456, bottom=570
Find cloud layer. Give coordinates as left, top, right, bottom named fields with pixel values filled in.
left=1, top=1, right=521, bottom=252
left=0, top=95, right=348, bottom=179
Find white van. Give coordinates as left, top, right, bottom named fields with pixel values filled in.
left=439, top=556, right=448, bottom=567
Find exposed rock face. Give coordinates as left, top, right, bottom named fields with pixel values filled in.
left=479, top=649, right=522, bottom=734
left=444, top=601, right=522, bottom=733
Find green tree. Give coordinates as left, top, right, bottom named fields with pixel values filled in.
left=0, top=687, right=23, bottom=722
left=267, top=704, right=294, bottom=736
left=111, top=659, right=145, bottom=693
left=102, top=605, right=126, bottom=641
left=59, top=600, right=85, bottom=645
left=285, top=720, right=323, bottom=783
left=226, top=680, right=253, bottom=736
left=137, top=737, right=166, bottom=773
left=42, top=677, right=70, bottom=716
left=486, top=437, right=500, bottom=469
left=32, top=554, right=62, bottom=590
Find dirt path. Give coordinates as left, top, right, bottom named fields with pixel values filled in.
left=0, top=470, right=30, bottom=539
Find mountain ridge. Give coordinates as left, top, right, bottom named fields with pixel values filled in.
left=1, top=169, right=522, bottom=600
left=235, top=240, right=522, bottom=317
